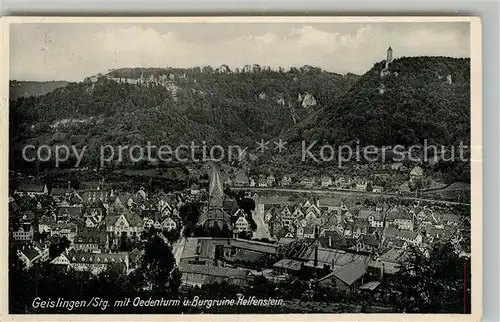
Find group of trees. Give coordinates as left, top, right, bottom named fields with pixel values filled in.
left=388, top=242, right=471, bottom=313
left=9, top=234, right=182, bottom=314
left=302, top=57, right=470, bottom=147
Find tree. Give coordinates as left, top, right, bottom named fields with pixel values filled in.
left=389, top=242, right=470, bottom=313
left=179, top=203, right=201, bottom=237
left=129, top=234, right=181, bottom=296
left=48, top=236, right=71, bottom=259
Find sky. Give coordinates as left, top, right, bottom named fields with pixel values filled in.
left=10, top=22, right=470, bottom=81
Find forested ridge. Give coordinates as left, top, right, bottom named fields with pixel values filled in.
left=290, top=57, right=471, bottom=147
left=9, top=80, right=69, bottom=100
left=9, top=57, right=471, bottom=181
left=9, top=66, right=358, bottom=160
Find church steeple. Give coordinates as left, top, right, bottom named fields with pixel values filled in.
left=208, top=164, right=224, bottom=209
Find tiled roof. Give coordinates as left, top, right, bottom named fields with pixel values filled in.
left=386, top=210, right=413, bottom=221
left=39, top=215, right=56, bottom=225
left=361, top=234, right=379, bottom=246
left=51, top=187, right=72, bottom=196
left=79, top=182, right=102, bottom=190
left=229, top=238, right=279, bottom=254
left=74, top=228, right=107, bottom=246
left=67, top=250, right=128, bottom=264
left=181, top=238, right=218, bottom=260
left=16, top=184, right=46, bottom=192
left=379, top=248, right=406, bottom=263
left=233, top=171, right=248, bottom=182
left=129, top=248, right=144, bottom=264
left=125, top=212, right=144, bottom=226
left=320, top=260, right=367, bottom=286
left=358, top=210, right=383, bottom=221
left=178, top=263, right=250, bottom=279
left=410, top=166, right=424, bottom=176
left=57, top=206, right=83, bottom=219
left=198, top=209, right=231, bottom=227
left=51, top=222, right=78, bottom=231
left=233, top=250, right=265, bottom=263
left=79, top=190, right=111, bottom=204
left=395, top=230, right=419, bottom=240
left=18, top=246, right=41, bottom=261
left=292, top=245, right=369, bottom=267
left=442, top=213, right=460, bottom=223
left=273, top=259, right=303, bottom=271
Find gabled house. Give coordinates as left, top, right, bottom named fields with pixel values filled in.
left=12, top=226, right=34, bottom=241
left=294, top=224, right=304, bottom=238
left=161, top=217, right=177, bottom=231
left=233, top=171, right=249, bottom=187
left=356, top=234, right=379, bottom=252
left=17, top=242, right=50, bottom=269
left=77, top=189, right=112, bottom=206
left=257, top=177, right=268, bottom=187
left=73, top=228, right=108, bottom=252
left=393, top=230, right=422, bottom=247
left=55, top=249, right=129, bottom=275
left=142, top=210, right=163, bottom=230
left=355, top=181, right=368, bottom=191
left=357, top=210, right=384, bottom=228
left=157, top=198, right=173, bottom=217
left=409, top=166, right=424, bottom=182
left=234, top=216, right=251, bottom=233
left=318, top=260, right=368, bottom=294
left=350, top=221, right=369, bottom=238
left=281, top=175, right=292, bottom=187
left=267, top=175, right=276, bottom=187
left=386, top=210, right=414, bottom=231
left=39, top=214, right=56, bottom=234
left=14, top=184, right=49, bottom=197
left=57, top=206, right=83, bottom=223
left=300, top=177, right=316, bottom=188
left=442, top=213, right=460, bottom=226
left=321, top=176, right=333, bottom=187
left=50, top=186, right=73, bottom=202
left=302, top=225, right=316, bottom=239
left=106, top=212, right=144, bottom=239
left=50, top=222, right=78, bottom=242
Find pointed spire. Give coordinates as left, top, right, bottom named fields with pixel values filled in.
left=208, top=163, right=224, bottom=209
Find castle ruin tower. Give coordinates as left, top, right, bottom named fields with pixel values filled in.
left=385, top=46, right=393, bottom=69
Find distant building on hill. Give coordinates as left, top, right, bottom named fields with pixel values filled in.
left=385, top=46, right=393, bottom=69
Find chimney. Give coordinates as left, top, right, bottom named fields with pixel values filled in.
left=328, top=235, right=332, bottom=248
left=314, top=243, right=318, bottom=268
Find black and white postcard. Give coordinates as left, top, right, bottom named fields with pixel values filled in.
left=0, top=16, right=482, bottom=321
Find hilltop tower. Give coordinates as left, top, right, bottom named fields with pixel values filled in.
left=385, top=46, right=393, bottom=69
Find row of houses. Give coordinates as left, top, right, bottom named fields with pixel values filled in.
left=216, top=165, right=424, bottom=191
left=254, top=197, right=464, bottom=254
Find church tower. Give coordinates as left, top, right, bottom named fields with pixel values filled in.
left=208, top=164, right=224, bottom=209
left=385, top=47, right=393, bottom=69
